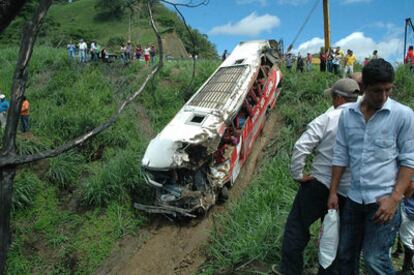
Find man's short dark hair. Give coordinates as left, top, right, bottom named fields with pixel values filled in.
left=362, top=58, right=394, bottom=87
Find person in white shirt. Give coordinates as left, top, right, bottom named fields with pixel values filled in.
left=274, top=78, right=360, bottom=275
left=78, top=39, right=88, bottom=63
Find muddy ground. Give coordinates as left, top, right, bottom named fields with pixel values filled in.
left=96, top=112, right=282, bottom=275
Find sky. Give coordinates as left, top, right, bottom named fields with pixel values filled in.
left=167, top=0, right=414, bottom=63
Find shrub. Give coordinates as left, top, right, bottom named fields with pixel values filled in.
left=46, top=151, right=84, bottom=189
left=81, top=149, right=142, bottom=206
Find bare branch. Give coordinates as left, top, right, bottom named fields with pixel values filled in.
left=147, top=0, right=163, bottom=66
left=0, top=0, right=164, bottom=167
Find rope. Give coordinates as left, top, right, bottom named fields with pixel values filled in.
left=287, top=0, right=321, bottom=52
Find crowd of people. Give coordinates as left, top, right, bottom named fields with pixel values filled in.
left=0, top=92, right=30, bottom=133
left=273, top=57, right=414, bottom=275
left=284, top=46, right=380, bottom=78
left=67, top=38, right=157, bottom=66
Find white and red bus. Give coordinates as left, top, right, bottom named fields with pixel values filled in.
left=136, top=40, right=283, bottom=218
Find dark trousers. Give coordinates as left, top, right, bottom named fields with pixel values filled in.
left=280, top=179, right=346, bottom=275
left=320, top=61, right=326, bottom=72
left=20, top=115, right=29, bottom=132
left=338, top=198, right=401, bottom=275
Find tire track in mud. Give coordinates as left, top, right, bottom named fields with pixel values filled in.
left=96, top=112, right=282, bottom=275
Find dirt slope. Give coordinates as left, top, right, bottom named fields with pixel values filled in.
left=96, top=112, right=282, bottom=275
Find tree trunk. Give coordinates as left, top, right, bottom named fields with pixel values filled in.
left=0, top=167, right=16, bottom=275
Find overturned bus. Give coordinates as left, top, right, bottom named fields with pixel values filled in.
left=135, top=40, right=283, bottom=218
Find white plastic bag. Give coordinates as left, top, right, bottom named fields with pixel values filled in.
left=318, top=209, right=340, bottom=269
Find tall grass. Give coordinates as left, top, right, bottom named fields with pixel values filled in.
left=12, top=170, right=42, bottom=210
left=46, top=151, right=84, bottom=189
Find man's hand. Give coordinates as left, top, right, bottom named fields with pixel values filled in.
left=373, top=196, right=400, bottom=224
left=405, top=181, right=414, bottom=198
left=296, top=175, right=315, bottom=183
left=327, top=192, right=339, bottom=210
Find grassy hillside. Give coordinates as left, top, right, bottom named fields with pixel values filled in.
left=0, top=46, right=219, bottom=274
left=202, top=65, right=414, bottom=273
left=0, top=0, right=217, bottom=59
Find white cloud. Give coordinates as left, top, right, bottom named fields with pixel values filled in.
left=342, top=0, right=372, bottom=4
left=295, top=32, right=403, bottom=62
left=296, top=37, right=324, bottom=55
left=236, top=0, right=268, bottom=6
left=209, top=12, right=281, bottom=36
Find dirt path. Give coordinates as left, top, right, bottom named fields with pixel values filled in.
left=96, top=112, right=282, bottom=275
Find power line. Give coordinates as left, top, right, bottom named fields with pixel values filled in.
left=287, top=0, right=321, bottom=52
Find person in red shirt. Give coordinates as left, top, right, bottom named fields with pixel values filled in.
left=404, top=45, right=414, bottom=72
left=20, top=96, right=30, bottom=132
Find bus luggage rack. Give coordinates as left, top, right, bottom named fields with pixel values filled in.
left=189, top=65, right=248, bottom=110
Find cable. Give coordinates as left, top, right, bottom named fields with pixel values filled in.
left=287, top=0, right=321, bottom=52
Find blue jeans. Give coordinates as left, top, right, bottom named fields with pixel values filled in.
left=279, top=179, right=346, bottom=275
left=79, top=50, right=87, bottom=63
left=338, top=198, right=401, bottom=275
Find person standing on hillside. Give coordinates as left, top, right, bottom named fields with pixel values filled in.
left=296, top=53, right=304, bottom=73
left=332, top=47, right=343, bottom=75
left=150, top=45, right=156, bottom=65
left=222, top=49, right=228, bottom=62
left=319, top=47, right=327, bottom=72
left=90, top=40, right=98, bottom=62
left=126, top=41, right=132, bottom=62
left=67, top=40, right=76, bottom=62
left=404, top=45, right=414, bottom=72
left=327, top=48, right=334, bottom=73
left=371, top=49, right=379, bottom=60
left=144, top=46, right=150, bottom=67
left=274, top=79, right=360, bottom=275
left=0, top=94, right=10, bottom=129
left=328, top=58, right=414, bottom=274
left=285, top=53, right=293, bottom=71
left=78, top=39, right=88, bottom=63
left=120, top=44, right=127, bottom=63
left=343, top=49, right=357, bottom=78
left=135, top=44, right=142, bottom=61
left=20, top=96, right=30, bottom=133
left=306, top=53, right=312, bottom=71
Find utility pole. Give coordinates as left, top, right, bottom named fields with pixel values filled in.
left=323, top=0, right=330, bottom=52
